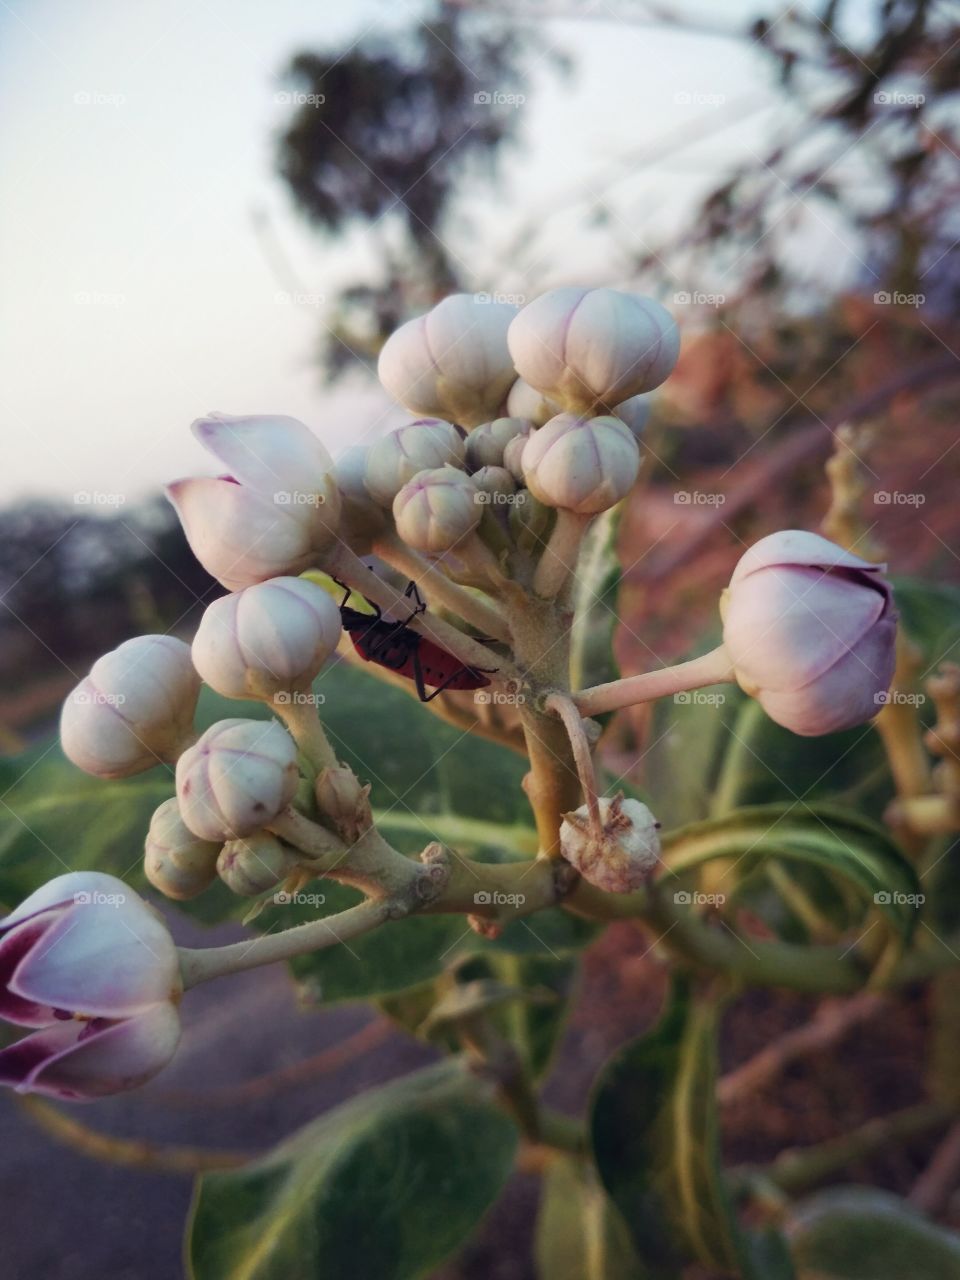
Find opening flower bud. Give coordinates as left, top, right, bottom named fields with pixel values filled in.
left=364, top=418, right=466, bottom=506
left=392, top=466, right=482, bottom=555
left=522, top=414, right=640, bottom=514
left=192, top=576, right=342, bottom=701
left=166, top=413, right=342, bottom=591
left=0, top=872, right=181, bottom=1100
left=508, top=287, right=679, bottom=413
left=61, top=636, right=200, bottom=779
left=217, top=834, right=300, bottom=897
left=144, top=797, right=221, bottom=900
left=332, top=445, right=390, bottom=548
left=560, top=794, right=661, bottom=893
left=464, top=418, right=532, bottom=472
left=472, top=466, right=517, bottom=501
left=176, top=718, right=300, bottom=841
left=721, top=530, right=898, bottom=737
left=612, top=393, right=652, bottom=439
left=377, top=293, right=519, bottom=426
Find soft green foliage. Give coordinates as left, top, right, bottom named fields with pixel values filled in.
left=188, top=1059, right=518, bottom=1280
left=535, top=1155, right=643, bottom=1280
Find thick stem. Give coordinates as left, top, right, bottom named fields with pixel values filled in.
left=533, top=510, right=592, bottom=599
left=178, top=898, right=392, bottom=988
left=270, top=696, right=337, bottom=773
left=574, top=644, right=735, bottom=719
left=374, top=534, right=512, bottom=642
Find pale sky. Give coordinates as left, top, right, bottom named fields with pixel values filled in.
left=0, top=0, right=869, bottom=508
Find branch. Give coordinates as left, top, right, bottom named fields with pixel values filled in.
left=574, top=644, right=734, bottom=718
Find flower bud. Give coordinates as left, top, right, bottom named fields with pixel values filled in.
left=505, top=378, right=558, bottom=426
left=315, top=765, right=372, bottom=843
left=508, top=287, right=679, bottom=412
left=144, top=798, right=221, bottom=900
left=61, top=636, right=200, bottom=779
left=612, top=393, right=652, bottom=439
left=166, top=413, right=341, bottom=591
left=721, top=530, right=897, bottom=737
left=378, top=294, right=519, bottom=426
left=0, top=872, right=181, bottom=1100
left=560, top=794, right=660, bottom=892
left=332, top=445, right=390, bottom=548
left=464, top=418, right=532, bottom=472
left=473, top=466, right=517, bottom=501
left=522, top=414, right=640, bottom=514
left=364, top=419, right=466, bottom=506
left=392, top=466, right=482, bottom=555
left=217, top=834, right=299, bottom=897
left=192, top=577, right=342, bottom=701
left=176, top=718, right=300, bottom=841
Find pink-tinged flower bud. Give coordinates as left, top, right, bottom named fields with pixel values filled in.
left=0, top=872, right=181, bottom=1100
left=612, top=393, right=652, bottom=439
left=508, top=287, right=679, bottom=412
left=332, top=445, right=390, bottom=548
left=560, top=795, right=661, bottom=892
left=393, top=467, right=482, bottom=555
left=61, top=636, right=200, bottom=779
left=176, top=718, right=300, bottom=841
left=378, top=294, right=519, bottom=427
left=501, top=432, right=530, bottom=483
left=192, top=577, right=342, bottom=701
left=144, top=798, right=221, bottom=900
left=217, top=834, right=299, bottom=897
left=505, top=378, right=558, bottom=426
left=364, top=418, right=466, bottom=506
left=464, top=417, right=532, bottom=472
left=722, top=530, right=898, bottom=737
left=522, top=414, right=640, bottom=514
left=166, top=413, right=342, bottom=591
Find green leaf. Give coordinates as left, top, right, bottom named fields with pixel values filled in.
left=787, top=1187, right=960, bottom=1279
left=892, top=576, right=960, bottom=666
left=659, top=803, right=921, bottom=941
left=535, top=1155, right=643, bottom=1280
left=591, top=977, right=752, bottom=1278
left=188, top=1059, right=518, bottom=1280
left=569, top=505, right=622, bottom=698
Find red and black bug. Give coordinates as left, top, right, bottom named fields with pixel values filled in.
left=333, top=578, right=498, bottom=703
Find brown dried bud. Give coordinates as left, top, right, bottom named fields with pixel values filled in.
left=315, top=765, right=372, bottom=843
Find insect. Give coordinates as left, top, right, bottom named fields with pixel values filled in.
left=333, top=577, right=498, bottom=703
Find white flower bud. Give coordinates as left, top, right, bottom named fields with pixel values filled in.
left=217, top=834, right=299, bottom=897
left=560, top=794, right=661, bottom=893
left=502, top=432, right=529, bottom=482
left=144, top=798, right=221, bottom=900
left=176, top=718, right=300, bottom=841
left=392, top=466, right=482, bottom=555
left=472, top=466, right=517, bottom=500
left=505, top=378, right=558, bottom=426
left=378, top=294, right=519, bottom=427
left=464, top=418, right=532, bottom=472
left=508, top=287, right=679, bottom=412
left=522, top=414, right=640, bottom=514
left=61, top=636, right=200, bottom=779
left=332, top=445, right=390, bottom=548
left=612, top=393, right=652, bottom=439
left=192, top=577, right=342, bottom=701
left=364, top=419, right=466, bottom=506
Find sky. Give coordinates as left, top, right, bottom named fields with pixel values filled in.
left=0, top=0, right=869, bottom=509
